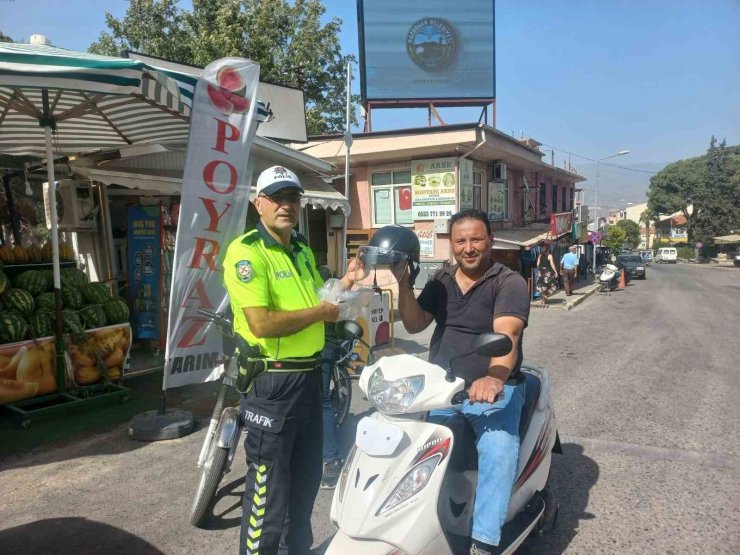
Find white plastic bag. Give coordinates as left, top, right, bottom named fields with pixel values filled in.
left=317, top=280, right=372, bottom=321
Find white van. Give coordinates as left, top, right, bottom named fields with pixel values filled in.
left=655, top=247, right=677, bottom=263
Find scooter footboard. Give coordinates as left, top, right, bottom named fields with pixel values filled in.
left=326, top=530, right=398, bottom=555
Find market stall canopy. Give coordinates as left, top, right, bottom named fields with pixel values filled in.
left=713, top=234, right=740, bottom=245
left=492, top=223, right=568, bottom=250
left=0, top=42, right=269, bottom=157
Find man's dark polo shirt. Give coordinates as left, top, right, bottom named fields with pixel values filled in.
left=417, top=262, right=530, bottom=385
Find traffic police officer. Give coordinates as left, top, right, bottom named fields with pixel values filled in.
left=224, top=166, right=348, bottom=555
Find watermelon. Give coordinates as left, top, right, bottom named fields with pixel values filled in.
left=41, top=269, right=55, bottom=292
left=62, top=287, right=84, bottom=310
left=60, top=268, right=88, bottom=289
left=80, top=304, right=107, bottom=329
left=2, top=288, right=35, bottom=316
left=81, top=282, right=111, bottom=304
left=62, top=309, right=84, bottom=335
left=103, top=298, right=130, bottom=324
left=0, top=312, right=29, bottom=344
left=0, top=269, right=8, bottom=295
left=30, top=309, right=55, bottom=338
left=14, top=270, right=47, bottom=296
left=36, top=292, right=57, bottom=311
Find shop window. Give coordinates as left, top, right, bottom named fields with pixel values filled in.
left=473, top=171, right=482, bottom=210
left=539, top=182, right=547, bottom=216
left=488, top=178, right=509, bottom=221
left=371, top=170, right=412, bottom=225
left=551, top=183, right=558, bottom=213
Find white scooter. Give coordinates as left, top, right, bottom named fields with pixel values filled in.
left=328, top=324, right=561, bottom=555
left=599, top=263, right=621, bottom=292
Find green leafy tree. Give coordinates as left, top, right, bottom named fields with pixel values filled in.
left=0, top=31, right=13, bottom=42
left=603, top=225, right=627, bottom=256
left=692, top=137, right=740, bottom=245
left=615, top=219, right=641, bottom=249
left=89, top=0, right=355, bottom=135
left=647, top=156, right=704, bottom=241
left=639, top=209, right=655, bottom=250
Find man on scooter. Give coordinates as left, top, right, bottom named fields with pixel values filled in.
left=395, top=209, right=530, bottom=555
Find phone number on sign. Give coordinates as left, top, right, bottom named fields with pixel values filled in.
left=415, top=210, right=453, bottom=219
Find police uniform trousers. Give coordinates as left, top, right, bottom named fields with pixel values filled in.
left=239, top=368, right=322, bottom=555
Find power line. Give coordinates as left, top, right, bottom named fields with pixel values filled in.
left=538, top=142, right=660, bottom=174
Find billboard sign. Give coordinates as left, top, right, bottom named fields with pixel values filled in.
left=358, top=0, right=495, bottom=102
left=411, top=158, right=456, bottom=220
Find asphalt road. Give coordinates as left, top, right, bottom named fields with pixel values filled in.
left=1, top=263, right=738, bottom=554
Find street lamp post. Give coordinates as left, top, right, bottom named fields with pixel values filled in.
left=593, top=149, right=630, bottom=276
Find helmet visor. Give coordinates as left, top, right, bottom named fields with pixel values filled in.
left=353, top=245, right=409, bottom=287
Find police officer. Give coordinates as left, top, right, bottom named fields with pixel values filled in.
left=224, top=166, right=351, bottom=555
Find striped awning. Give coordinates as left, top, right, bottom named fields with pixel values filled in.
left=0, top=42, right=268, bottom=157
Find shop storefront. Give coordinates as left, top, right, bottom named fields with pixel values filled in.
left=297, top=124, right=585, bottom=285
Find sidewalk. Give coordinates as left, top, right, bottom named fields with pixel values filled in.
left=531, top=278, right=600, bottom=311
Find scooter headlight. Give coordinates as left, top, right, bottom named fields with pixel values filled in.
left=368, top=368, right=424, bottom=414
left=377, top=455, right=441, bottom=515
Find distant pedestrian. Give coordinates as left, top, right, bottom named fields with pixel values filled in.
left=536, top=243, right=558, bottom=304
left=560, top=245, right=579, bottom=295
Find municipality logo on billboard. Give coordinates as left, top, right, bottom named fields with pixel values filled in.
left=406, top=17, right=456, bottom=71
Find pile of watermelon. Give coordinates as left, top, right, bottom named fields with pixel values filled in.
left=0, top=267, right=131, bottom=345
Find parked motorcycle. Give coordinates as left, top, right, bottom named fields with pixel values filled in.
left=327, top=323, right=561, bottom=555
left=189, top=311, right=362, bottom=527
left=598, top=263, right=621, bottom=292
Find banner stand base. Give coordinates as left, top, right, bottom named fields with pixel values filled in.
left=129, top=408, right=194, bottom=441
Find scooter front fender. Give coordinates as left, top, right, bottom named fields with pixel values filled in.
left=326, top=529, right=397, bottom=555
left=216, top=406, right=241, bottom=449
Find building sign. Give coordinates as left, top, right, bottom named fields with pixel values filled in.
left=411, top=158, right=456, bottom=220
left=415, top=229, right=435, bottom=258
left=358, top=0, right=495, bottom=102
left=459, top=158, right=474, bottom=210
left=550, top=212, right=573, bottom=238
left=165, top=58, right=261, bottom=389
left=127, top=205, right=160, bottom=340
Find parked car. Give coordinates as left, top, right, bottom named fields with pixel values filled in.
left=655, top=247, right=677, bottom=263
left=639, top=250, right=653, bottom=265
left=734, top=253, right=740, bottom=267
left=616, top=254, right=646, bottom=280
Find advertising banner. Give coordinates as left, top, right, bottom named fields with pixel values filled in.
left=0, top=323, right=132, bottom=405
left=415, top=229, right=435, bottom=258
left=550, top=212, right=573, bottom=238
left=488, top=181, right=507, bottom=221
left=359, top=0, right=495, bottom=102
left=165, top=58, right=261, bottom=389
left=411, top=158, right=456, bottom=220
left=127, top=205, right=160, bottom=340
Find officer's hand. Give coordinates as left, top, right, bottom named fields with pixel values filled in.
left=319, top=301, right=340, bottom=322
left=468, top=376, right=504, bottom=404
left=340, top=257, right=363, bottom=289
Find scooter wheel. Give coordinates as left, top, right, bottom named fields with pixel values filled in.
left=539, top=488, right=559, bottom=534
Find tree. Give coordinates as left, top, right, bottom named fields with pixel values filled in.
left=89, top=0, right=355, bottom=135
left=647, top=138, right=740, bottom=244
left=603, top=225, right=627, bottom=256
left=639, top=209, right=654, bottom=250
left=1, top=31, right=13, bottom=42
left=615, top=219, right=641, bottom=249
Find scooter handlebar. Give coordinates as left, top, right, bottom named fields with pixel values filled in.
left=451, top=390, right=504, bottom=405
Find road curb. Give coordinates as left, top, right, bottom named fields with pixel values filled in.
left=564, top=284, right=600, bottom=311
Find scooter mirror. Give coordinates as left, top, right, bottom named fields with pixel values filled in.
left=335, top=320, right=364, bottom=341
left=471, top=333, right=512, bottom=358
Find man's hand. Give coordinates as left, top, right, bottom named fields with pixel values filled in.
left=319, top=301, right=340, bottom=323
left=339, top=257, right=363, bottom=289
left=468, top=375, right=505, bottom=404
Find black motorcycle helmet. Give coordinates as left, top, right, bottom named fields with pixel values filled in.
left=366, top=225, right=420, bottom=263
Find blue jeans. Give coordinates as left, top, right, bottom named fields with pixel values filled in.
left=321, top=342, right=341, bottom=463
left=429, top=381, right=525, bottom=546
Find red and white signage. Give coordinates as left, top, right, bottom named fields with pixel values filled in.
left=164, top=59, right=261, bottom=389
left=549, top=212, right=573, bottom=238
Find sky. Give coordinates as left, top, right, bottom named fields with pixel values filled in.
left=2, top=0, right=739, bottom=204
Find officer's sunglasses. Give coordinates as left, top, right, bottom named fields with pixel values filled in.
left=259, top=191, right=302, bottom=205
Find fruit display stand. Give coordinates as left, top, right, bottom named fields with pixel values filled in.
left=0, top=259, right=131, bottom=427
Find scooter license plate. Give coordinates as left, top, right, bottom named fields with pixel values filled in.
left=356, top=416, right=403, bottom=456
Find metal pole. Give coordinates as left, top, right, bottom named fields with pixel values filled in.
left=341, top=60, right=352, bottom=275
left=593, top=160, right=600, bottom=276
